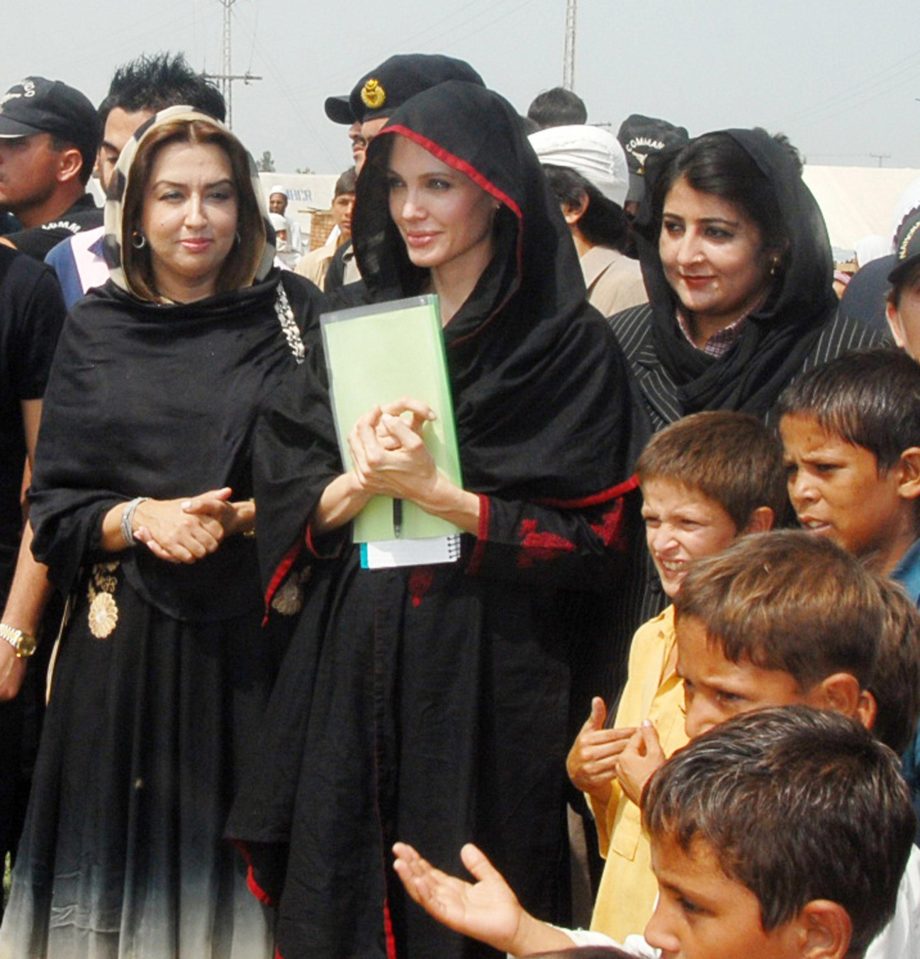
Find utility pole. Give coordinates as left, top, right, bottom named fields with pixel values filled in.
left=204, top=0, right=262, bottom=129
left=869, top=153, right=891, bottom=168
left=563, top=0, right=577, bottom=91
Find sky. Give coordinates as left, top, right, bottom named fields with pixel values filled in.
left=4, top=0, right=920, bottom=174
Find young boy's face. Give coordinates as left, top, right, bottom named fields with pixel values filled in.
left=677, top=614, right=813, bottom=739
left=645, top=833, right=802, bottom=959
left=641, top=478, right=739, bottom=599
left=780, top=412, right=911, bottom=573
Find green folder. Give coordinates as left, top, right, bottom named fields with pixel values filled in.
left=320, top=294, right=463, bottom=544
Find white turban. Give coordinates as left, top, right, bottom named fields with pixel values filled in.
left=528, top=124, right=629, bottom=208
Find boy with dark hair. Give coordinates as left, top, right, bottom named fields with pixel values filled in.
left=777, top=347, right=920, bottom=834
left=568, top=411, right=784, bottom=940
left=394, top=707, right=915, bottom=959
left=777, top=348, right=920, bottom=579
left=295, top=167, right=357, bottom=289
left=393, top=531, right=919, bottom=957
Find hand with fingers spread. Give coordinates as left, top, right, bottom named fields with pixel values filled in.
left=615, top=721, right=666, bottom=807
left=566, top=696, right=637, bottom=806
left=392, top=842, right=575, bottom=956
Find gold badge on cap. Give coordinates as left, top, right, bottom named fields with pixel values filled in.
left=361, top=79, right=386, bottom=110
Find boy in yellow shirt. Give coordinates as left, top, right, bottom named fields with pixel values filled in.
left=566, top=411, right=785, bottom=941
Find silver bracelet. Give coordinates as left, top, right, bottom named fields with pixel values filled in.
left=120, top=497, right=148, bottom=547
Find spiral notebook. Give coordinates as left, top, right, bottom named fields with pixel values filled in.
left=320, top=294, right=463, bottom=569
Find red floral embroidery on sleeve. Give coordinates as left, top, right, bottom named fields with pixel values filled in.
left=590, top=498, right=628, bottom=552
left=517, top=518, right=576, bottom=568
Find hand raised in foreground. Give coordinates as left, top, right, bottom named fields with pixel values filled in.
left=391, top=842, right=574, bottom=956
left=566, top=696, right=637, bottom=805
left=615, top=721, right=666, bottom=807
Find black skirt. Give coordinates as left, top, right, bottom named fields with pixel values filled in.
left=0, top=561, right=286, bottom=959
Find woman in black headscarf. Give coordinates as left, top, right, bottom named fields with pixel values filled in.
left=227, top=81, right=635, bottom=958
left=613, top=128, right=881, bottom=439
left=0, top=106, right=321, bottom=958
left=602, top=129, right=883, bottom=637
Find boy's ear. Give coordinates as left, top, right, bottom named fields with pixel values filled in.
left=807, top=673, right=872, bottom=727
left=797, top=899, right=852, bottom=959
left=743, top=506, right=775, bottom=534
left=886, top=299, right=907, bottom=348
left=895, top=447, right=920, bottom=501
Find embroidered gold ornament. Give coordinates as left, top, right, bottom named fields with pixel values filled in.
left=270, top=568, right=312, bottom=616
left=361, top=79, right=386, bottom=110
left=87, top=562, right=120, bottom=639
left=89, top=592, right=118, bottom=639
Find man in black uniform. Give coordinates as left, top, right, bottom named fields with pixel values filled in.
left=0, top=246, right=65, bottom=912
left=0, top=76, right=101, bottom=260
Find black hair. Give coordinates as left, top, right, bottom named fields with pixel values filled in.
left=889, top=258, right=920, bottom=307
left=334, top=167, right=357, bottom=197
left=674, top=530, right=883, bottom=691
left=637, top=411, right=787, bottom=530
left=644, top=706, right=915, bottom=958
left=542, top=165, right=627, bottom=251
left=776, top=347, right=920, bottom=472
left=526, top=87, right=587, bottom=129
left=98, top=52, right=226, bottom=125
left=652, top=129, right=795, bottom=261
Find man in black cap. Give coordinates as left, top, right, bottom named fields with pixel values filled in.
left=322, top=53, right=484, bottom=292
left=0, top=76, right=102, bottom=260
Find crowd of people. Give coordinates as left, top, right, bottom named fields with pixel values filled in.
left=0, top=48, right=918, bottom=959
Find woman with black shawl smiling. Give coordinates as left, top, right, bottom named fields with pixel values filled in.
left=227, top=81, right=635, bottom=958
left=0, top=107, right=322, bottom=958
left=603, top=128, right=883, bottom=637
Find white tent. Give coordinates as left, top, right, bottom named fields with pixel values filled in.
left=802, top=165, right=920, bottom=256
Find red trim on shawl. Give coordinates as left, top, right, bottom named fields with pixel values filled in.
left=263, top=540, right=302, bottom=624
left=232, top=840, right=277, bottom=907
left=381, top=125, right=521, bottom=220
left=466, top=494, right=491, bottom=575
left=534, top=473, right=639, bottom=509
left=378, top=126, right=525, bottom=348
left=384, top=898, right=398, bottom=959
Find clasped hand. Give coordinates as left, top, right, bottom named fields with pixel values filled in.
left=133, top=487, right=252, bottom=564
left=348, top=398, right=438, bottom=503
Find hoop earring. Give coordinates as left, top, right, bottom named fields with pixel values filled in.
left=131, top=230, right=147, bottom=250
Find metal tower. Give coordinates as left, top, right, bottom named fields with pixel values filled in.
left=562, top=0, right=577, bottom=91
left=204, top=0, right=261, bottom=130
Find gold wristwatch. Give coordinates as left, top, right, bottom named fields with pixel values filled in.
left=0, top=623, right=37, bottom=659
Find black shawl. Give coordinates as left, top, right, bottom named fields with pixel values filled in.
left=256, top=81, right=634, bottom=593
left=635, top=127, right=840, bottom=416
left=29, top=108, right=321, bottom=621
